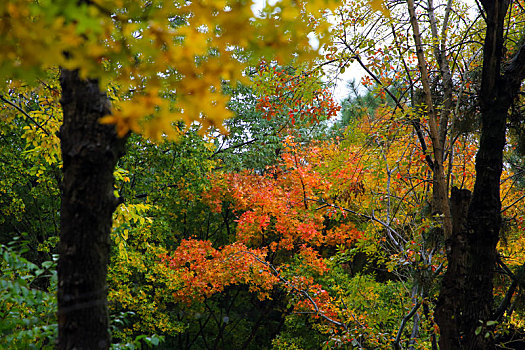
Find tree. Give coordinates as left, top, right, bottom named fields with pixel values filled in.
left=4, top=0, right=525, bottom=348
left=57, top=69, right=125, bottom=349
left=328, top=1, right=480, bottom=346
left=216, top=63, right=339, bottom=172
left=1, top=0, right=339, bottom=348
left=436, top=1, right=525, bottom=348
left=163, top=137, right=373, bottom=347
left=328, top=0, right=525, bottom=348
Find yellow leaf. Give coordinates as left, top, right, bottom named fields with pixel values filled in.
left=369, top=0, right=391, bottom=17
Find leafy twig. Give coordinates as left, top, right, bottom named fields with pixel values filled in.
left=0, top=94, right=50, bottom=136
left=228, top=251, right=350, bottom=330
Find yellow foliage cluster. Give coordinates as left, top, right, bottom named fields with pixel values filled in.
left=1, top=0, right=341, bottom=139
left=108, top=207, right=186, bottom=339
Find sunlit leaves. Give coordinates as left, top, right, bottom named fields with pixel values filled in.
left=0, top=76, right=61, bottom=251
left=112, top=202, right=153, bottom=260
left=1, top=0, right=340, bottom=138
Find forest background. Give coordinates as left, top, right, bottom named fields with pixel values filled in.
left=1, top=0, right=525, bottom=349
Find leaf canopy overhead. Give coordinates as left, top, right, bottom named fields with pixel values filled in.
left=1, top=0, right=340, bottom=138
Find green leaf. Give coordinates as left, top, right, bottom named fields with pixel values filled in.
left=475, top=326, right=482, bottom=335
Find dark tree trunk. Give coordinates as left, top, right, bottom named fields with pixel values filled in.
left=436, top=1, right=525, bottom=348
left=57, top=69, right=126, bottom=349
left=435, top=187, right=471, bottom=349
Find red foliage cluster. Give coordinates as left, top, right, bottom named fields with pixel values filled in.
left=204, top=138, right=364, bottom=251
left=165, top=138, right=365, bottom=318
left=253, top=63, right=341, bottom=124
left=160, top=240, right=279, bottom=304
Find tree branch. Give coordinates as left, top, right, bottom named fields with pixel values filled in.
left=211, top=138, right=259, bottom=157
left=0, top=94, right=51, bottom=136
left=501, top=193, right=525, bottom=213
left=307, top=197, right=407, bottom=250
left=503, top=36, right=525, bottom=95
left=340, top=34, right=435, bottom=171
left=227, top=250, right=360, bottom=343
left=393, top=302, right=422, bottom=350
left=493, top=258, right=525, bottom=321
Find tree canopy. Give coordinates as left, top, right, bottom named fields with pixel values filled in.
left=1, top=0, right=525, bottom=349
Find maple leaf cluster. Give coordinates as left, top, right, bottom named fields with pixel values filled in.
left=160, top=240, right=278, bottom=304
left=1, top=0, right=340, bottom=139
left=253, top=63, right=341, bottom=125
left=165, top=137, right=365, bottom=318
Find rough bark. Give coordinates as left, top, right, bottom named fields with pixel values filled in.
left=435, top=187, right=471, bottom=349
left=57, top=69, right=126, bottom=349
left=436, top=1, right=525, bottom=348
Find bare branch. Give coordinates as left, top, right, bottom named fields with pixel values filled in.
left=393, top=301, right=422, bottom=349
left=307, top=197, right=407, bottom=250
left=493, top=258, right=525, bottom=321
left=501, top=193, right=525, bottom=213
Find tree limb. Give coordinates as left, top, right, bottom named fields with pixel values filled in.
left=0, top=94, right=51, bottom=136
left=493, top=258, right=525, bottom=321
left=393, top=301, right=422, bottom=350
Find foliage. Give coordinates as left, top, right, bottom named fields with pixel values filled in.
left=252, top=63, right=340, bottom=125
left=161, top=137, right=375, bottom=345
left=0, top=74, right=61, bottom=263
left=217, top=63, right=340, bottom=172
left=0, top=239, right=57, bottom=349
left=106, top=131, right=219, bottom=343
left=1, top=0, right=339, bottom=138
left=2, top=0, right=525, bottom=348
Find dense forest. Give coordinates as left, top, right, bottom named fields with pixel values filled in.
left=1, top=0, right=525, bottom=349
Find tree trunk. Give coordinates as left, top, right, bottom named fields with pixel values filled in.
left=406, top=0, right=452, bottom=238
left=436, top=1, right=525, bottom=348
left=435, top=187, right=471, bottom=349
left=57, top=69, right=126, bottom=349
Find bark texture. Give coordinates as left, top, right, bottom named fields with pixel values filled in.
left=436, top=1, right=525, bottom=348
left=58, top=69, right=126, bottom=349
left=435, top=187, right=471, bottom=349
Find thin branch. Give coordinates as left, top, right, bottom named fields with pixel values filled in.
left=493, top=258, right=525, bottom=321
left=307, top=197, right=407, bottom=249
left=227, top=250, right=356, bottom=337
left=340, top=38, right=434, bottom=171
left=501, top=193, right=525, bottom=213
left=211, top=138, right=258, bottom=157
left=0, top=94, right=51, bottom=136
left=393, top=301, right=422, bottom=350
